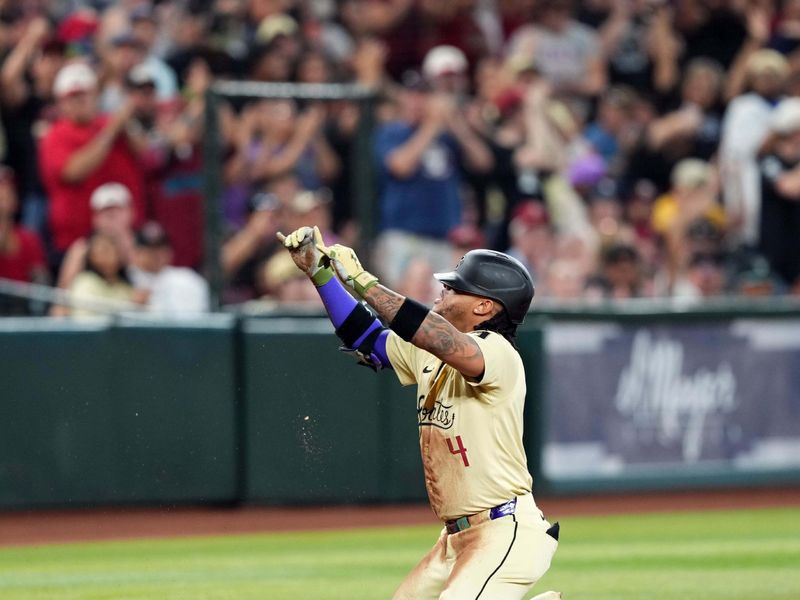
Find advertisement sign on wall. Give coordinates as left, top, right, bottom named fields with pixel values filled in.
left=543, top=320, right=800, bottom=481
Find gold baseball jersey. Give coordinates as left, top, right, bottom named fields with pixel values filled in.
left=386, top=329, right=533, bottom=521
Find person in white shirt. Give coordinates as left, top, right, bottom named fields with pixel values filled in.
left=720, top=50, right=789, bottom=246
left=130, top=221, right=209, bottom=317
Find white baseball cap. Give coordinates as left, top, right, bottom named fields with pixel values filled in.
left=671, top=158, right=713, bottom=189
left=771, top=97, right=800, bottom=135
left=90, top=183, right=132, bottom=211
left=53, top=62, right=97, bottom=98
left=422, top=45, right=467, bottom=80
left=126, top=62, right=157, bottom=88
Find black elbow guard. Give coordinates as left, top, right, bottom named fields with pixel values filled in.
left=335, top=302, right=376, bottom=348
left=335, top=304, right=387, bottom=372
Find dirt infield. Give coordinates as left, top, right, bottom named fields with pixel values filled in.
left=2, top=486, right=799, bottom=547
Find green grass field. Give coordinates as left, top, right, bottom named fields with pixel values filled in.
left=1, top=507, right=798, bottom=600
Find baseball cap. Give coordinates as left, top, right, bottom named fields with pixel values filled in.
left=686, top=217, right=723, bottom=242
left=506, top=54, right=540, bottom=76
left=511, top=201, right=549, bottom=229
left=135, top=221, right=170, bottom=248
left=602, top=85, right=636, bottom=110
left=401, top=69, right=431, bottom=92
left=448, top=224, right=487, bottom=250
left=771, top=97, right=800, bottom=135
left=627, top=178, right=658, bottom=203
left=130, top=5, right=157, bottom=23
left=256, top=14, right=298, bottom=45
left=248, top=192, right=280, bottom=213
left=288, top=189, right=331, bottom=214
left=590, top=178, right=621, bottom=201
left=90, top=183, right=131, bottom=211
left=671, top=158, right=713, bottom=189
left=745, top=49, right=789, bottom=79
left=57, top=11, right=100, bottom=44
left=422, top=45, right=467, bottom=80
left=53, top=62, right=97, bottom=98
left=568, top=153, right=606, bottom=188
left=689, top=251, right=725, bottom=268
left=492, top=87, right=524, bottom=119
left=110, top=31, right=143, bottom=49
left=602, top=242, right=639, bottom=265
left=126, top=62, right=157, bottom=88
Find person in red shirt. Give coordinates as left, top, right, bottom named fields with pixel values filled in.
left=38, top=61, right=145, bottom=266
left=0, top=166, right=48, bottom=315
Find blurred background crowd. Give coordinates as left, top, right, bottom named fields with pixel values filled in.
left=0, top=0, right=799, bottom=317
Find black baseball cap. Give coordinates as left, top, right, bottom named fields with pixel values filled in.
left=602, top=243, right=639, bottom=264
left=590, top=178, right=621, bottom=201
left=686, top=218, right=723, bottom=242
left=130, top=5, right=157, bottom=23
left=248, top=192, right=280, bottom=213
left=0, top=7, right=23, bottom=24
left=111, top=31, right=143, bottom=49
left=689, top=251, right=725, bottom=267
left=401, top=70, right=431, bottom=92
left=135, top=222, right=170, bottom=248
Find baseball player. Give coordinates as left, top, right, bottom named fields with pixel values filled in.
left=278, top=226, right=560, bottom=600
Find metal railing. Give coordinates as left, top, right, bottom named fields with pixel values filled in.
left=202, top=80, right=380, bottom=310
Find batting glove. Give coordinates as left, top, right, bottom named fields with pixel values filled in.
left=276, top=225, right=334, bottom=286
left=324, top=244, right=379, bottom=297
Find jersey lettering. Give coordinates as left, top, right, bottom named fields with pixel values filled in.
left=418, top=395, right=455, bottom=429
left=446, top=435, right=470, bottom=467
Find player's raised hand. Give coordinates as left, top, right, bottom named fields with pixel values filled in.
left=323, top=244, right=379, bottom=297
left=276, top=225, right=332, bottom=284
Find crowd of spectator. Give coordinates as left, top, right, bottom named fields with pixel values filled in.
left=0, top=0, right=799, bottom=317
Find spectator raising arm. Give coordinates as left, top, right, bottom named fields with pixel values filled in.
left=0, top=16, right=50, bottom=108
left=646, top=104, right=703, bottom=151
left=724, top=4, right=771, bottom=102
left=647, top=4, right=682, bottom=94
left=447, top=107, right=494, bottom=173
left=514, top=82, right=566, bottom=173
left=252, top=104, right=339, bottom=183
left=385, top=94, right=448, bottom=178
left=598, top=0, right=632, bottom=59
left=310, top=126, right=341, bottom=183
left=62, top=101, right=136, bottom=183
left=221, top=210, right=278, bottom=277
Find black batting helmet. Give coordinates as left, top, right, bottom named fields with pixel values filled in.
left=434, top=250, right=534, bottom=324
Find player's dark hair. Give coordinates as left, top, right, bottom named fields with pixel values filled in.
left=474, top=309, right=519, bottom=349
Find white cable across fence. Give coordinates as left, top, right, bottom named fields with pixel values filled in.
left=210, top=80, right=377, bottom=100
left=0, top=277, right=142, bottom=315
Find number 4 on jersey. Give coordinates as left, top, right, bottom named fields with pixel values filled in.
left=446, top=435, right=470, bottom=467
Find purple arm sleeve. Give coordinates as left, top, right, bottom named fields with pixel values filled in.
left=316, top=275, right=392, bottom=369
left=316, top=275, right=357, bottom=325
left=373, top=329, right=390, bottom=365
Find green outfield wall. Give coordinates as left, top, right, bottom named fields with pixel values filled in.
left=0, top=317, right=238, bottom=508
left=1, top=305, right=799, bottom=509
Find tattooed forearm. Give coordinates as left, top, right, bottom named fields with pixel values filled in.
left=365, top=285, right=479, bottom=357
left=364, top=284, right=405, bottom=323
left=414, top=311, right=481, bottom=359
left=364, top=284, right=484, bottom=376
